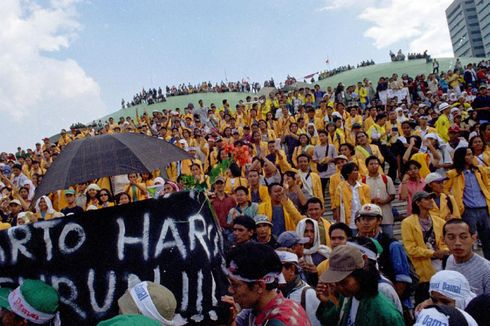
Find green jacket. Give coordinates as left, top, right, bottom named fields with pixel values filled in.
left=316, top=293, right=404, bottom=326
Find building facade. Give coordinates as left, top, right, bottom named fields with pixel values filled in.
left=446, top=0, right=488, bottom=57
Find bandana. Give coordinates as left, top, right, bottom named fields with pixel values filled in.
left=225, top=261, right=280, bottom=284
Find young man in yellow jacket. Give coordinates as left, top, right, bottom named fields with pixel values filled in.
left=257, top=183, right=303, bottom=237
left=334, top=162, right=371, bottom=234
left=296, top=154, right=324, bottom=203
left=401, top=191, right=449, bottom=305
left=445, top=147, right=490, bottom=259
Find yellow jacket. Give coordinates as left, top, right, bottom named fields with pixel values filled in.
left=125, top=183, right=147, bottom=202
left=445, top=167, right=490, bottom=215
left=429, top=193, right=461, bottom=221
left=224, top=177, right=248, bottom=194
left=248, top=185, right=270, bottom=203
left=401, top=214, right=448, bottom=282
left=329, top=171, right=343, bottom=209
left=257, top=199, right=303, bottom=232
left=354, top=144, right=384, bottom=176
left=300, top=171, right=324, bottom=203
left=435, top=115, right=450, bottom=142
left=180, top=159, right=203, bottom=176
left=334, top=181, right=371, bottom=225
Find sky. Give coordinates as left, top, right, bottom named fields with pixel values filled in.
left=0, top=0, right=455, bottom=152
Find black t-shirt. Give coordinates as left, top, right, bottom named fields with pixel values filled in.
left=473, top=95, right=490, bottom=121
left=61, top=206, right=84, bottom=216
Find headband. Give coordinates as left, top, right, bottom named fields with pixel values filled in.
left=8, top=288, right=56, bottom=324
left=129, top=282, right=174, bottom=325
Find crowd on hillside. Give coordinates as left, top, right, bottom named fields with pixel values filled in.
left=1, top=59, right=490, bottom=325
left=122, top=80, right=265, bottom=108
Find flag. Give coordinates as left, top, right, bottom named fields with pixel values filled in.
left=304, top=72, right=319, bottom=79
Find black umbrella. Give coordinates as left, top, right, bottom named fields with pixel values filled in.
left=33, top=133, right=192, bottom=201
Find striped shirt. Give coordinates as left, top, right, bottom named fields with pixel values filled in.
left=445, top=253, right=490, bottom=295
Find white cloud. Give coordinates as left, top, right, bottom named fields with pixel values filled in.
left=0, top=0, right=107, bottom=152
left=320, top=0, right=454, bottom=57
left=318, top=0, right=359, bottom=11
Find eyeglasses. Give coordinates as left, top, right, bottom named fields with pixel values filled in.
left=100, top=193, right=109, bottom=197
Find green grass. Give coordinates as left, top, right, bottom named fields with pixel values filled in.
left=316, top=57, right=487, bottom=88
left=98, top=92, right=255, bottom=122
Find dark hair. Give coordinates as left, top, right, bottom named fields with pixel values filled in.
left=318, top=129, right=328, bottom=136
left=351, top=236, right=379, bottom=258
left=229, top=162, right=242, bottom=178
left=341, top=162, right=358, bottom=180
left=115, top=192, right=131, bottom=205
left=97, top=188, right=114, bottom=202
left=267, top=182, right=282, bottom=193
left=233, top=215, right=256, bottom=231
left=465, top=293, right=490, bottom=326
left=452, top=147, right=470, bottom=173
left=339, top=143, right=355, bottom=155
left=226, top=242, right=282, bottom=290
left=365, top=155, right=381, bottom=167
left=406, top=159, right=422, bottom=170
left=306, top=197, right=323, bottom=209
left=443, top=218, right=475, bottom=235
left=296, top=153, right=310, bottom=162
left=479, top=122, right=489, bottom=136
left=469, top=135, right=486, bottom=151
left=349, top=262, right=379, bottom=298
left=375, top=113, right=386, bottom=122
left=234, top=186, right=249, bottom=195
left=328, top=222, right=352, bottom=238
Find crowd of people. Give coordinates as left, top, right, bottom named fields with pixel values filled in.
left=122, top=80, right=266, bottom=108
left=1, top=59, right=490, bottom=325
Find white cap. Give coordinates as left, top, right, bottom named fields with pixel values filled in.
left=438, top=102, right=450, bottom=113
left=275, top=250, right=299, bottom=264
left=425, top=172, right=447, bottom=184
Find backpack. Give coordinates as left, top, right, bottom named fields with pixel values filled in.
left=300, top=285, right=313, bottom=309
left=377, top=233, right=419, bottom=299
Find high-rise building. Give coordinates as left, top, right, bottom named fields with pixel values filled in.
left=446, top=0, right=488, bottom=57
left=475, top=0, right=490, bottom=57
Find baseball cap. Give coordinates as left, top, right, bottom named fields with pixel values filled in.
left=64, top=189, right=76, bottom=196
left=412, top=191, right=436, bottom=203
left=277, top=231, right=309, bottom=248
left=212, top=176, right=225, bottom=184
left=448, top=125, right=460, bottom=133
left=254, top=215, right=272, bottom=226
left=319, top=245, right=365, bottom=283
left=355, top=204, right=382, bottom=219
left=97, top=315, right=160, bottom=326
left=9, top=199, right=21, bottom=206
left=334, top=155, right=348, bottom=162
left=425, top=172, right=447, bottom=185
left=414, top=305, right=468, bottom=326
left=275, top=250, right=299, bottom=264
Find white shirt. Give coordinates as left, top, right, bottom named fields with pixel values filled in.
left=350, top=182, right=362, bottom=229
left=365, top=174, right=396, bottom=224
left=288, top=284, right=321, bottom=326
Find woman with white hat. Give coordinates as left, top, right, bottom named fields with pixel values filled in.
left=424, top=172, right=461, bottom=221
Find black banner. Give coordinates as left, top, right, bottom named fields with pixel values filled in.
left=0, top=191, right=229, bottom=325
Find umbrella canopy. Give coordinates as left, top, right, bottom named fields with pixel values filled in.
left=33, top=133, right=191, bottom=202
